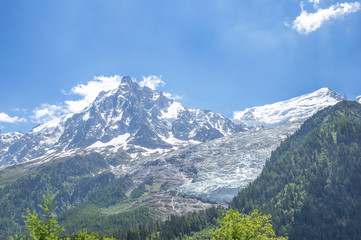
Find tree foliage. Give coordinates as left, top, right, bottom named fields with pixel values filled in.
left=211, top=209, right=286, bottom=240
left=19, top=194, right=64, bottom=240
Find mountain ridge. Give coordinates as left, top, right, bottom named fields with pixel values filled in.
left=233, top=88, right=345, bottom=127
left=0, top=81, right=356, bottom=176
left=0, top=76, right=244, bottom=166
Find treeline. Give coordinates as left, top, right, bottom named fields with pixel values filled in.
left=18, top=198, right=287, bottom=240
left=58, top=205, right=153, bottom=238
left=16, top=194, right=225, bottom=240
left=100, top=206, right=222, bottom=240
left=68, top=206, right=223, bottom=239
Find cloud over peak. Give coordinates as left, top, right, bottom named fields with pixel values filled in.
left=31, top=75, right=123, bottom=124
left=31, top=104, right=67, bottom=124
left=65, top=75, right=123, bottom=113
left=0, top=113, right=27, bottom=124
left=29, top=75, right=181, bottom=125
left=139, top=75, right=165, bottom=90
left=139, top=75, right=182, bottom=100
left=292, top=1, right=361, bottom=34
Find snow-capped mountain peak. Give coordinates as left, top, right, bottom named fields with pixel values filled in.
left=233, top=88, right=345, bottom=128
left=0, top=76, right=243, bottom=166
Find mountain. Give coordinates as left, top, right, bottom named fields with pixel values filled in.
left=0, top=76, right=243, bottom=167
left=114, top=121, right=302, bottom=204
left=0, top=132, right=24, bottom=154
left=0, top=132, right=24, bottom=168
left=0, top=83, right=358, bottom=238
left=105, top=88, right=346, bottom=204
left=233, top=88, right=344, bottom=128
left=231, top=101, right=361, bottom=239
left=0, top=86, right=349, bottom=205
left=356, top=95, right=361, bottom=103
left=0, top=86, right=347, bottom=168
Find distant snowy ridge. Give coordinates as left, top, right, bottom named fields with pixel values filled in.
left=0, top=132, right=24, bottom=145
left=233, top=88, right=345, bottom=128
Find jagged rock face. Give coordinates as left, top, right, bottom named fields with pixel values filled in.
left=233, top=88, right=345, bottom=128
left=0, top=132, right=24, bottom=165
left=0, top=76, right=243, bottom=166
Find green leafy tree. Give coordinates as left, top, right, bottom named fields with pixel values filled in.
left=211, top=209, right=287, bottom=240
left=22, top=194, right=64, bottom=240
left=75, top=229, right=99, bottom=240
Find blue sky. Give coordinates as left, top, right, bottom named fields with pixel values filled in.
left=1, top=0, right=361, bottom=133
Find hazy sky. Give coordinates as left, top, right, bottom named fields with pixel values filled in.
left=1, top=0, right=361, bottom=133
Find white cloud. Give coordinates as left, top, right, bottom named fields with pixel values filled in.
left=65, top=75, right=122, bottom=113
left=30, top=75, right=123, bottom=123
left=293, top=2, right=361, bottom=34
left=164, top=92, right=182, bottom=100
left=139, top=75, right=182, bottom=100
left=31, top=104, right=68, bottom=124
left=0, top=112, right=27, bottom=123
left=309, top=0, right=321, bottom=8
left=139, top=75, right=165, bottom=90
left=13, top=107, right=28, bottom=113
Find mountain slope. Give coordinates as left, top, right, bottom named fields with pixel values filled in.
left=0, top=76, right=243, bottom=166
left=233, top=88, right=344, bottom=127
left=231, top=101, right=361, bottom=239
left=121, top=120, right=302, bottom=204
left=0, top=150, right=214, bottom=239
left=114, top=88, right=347, bottom=204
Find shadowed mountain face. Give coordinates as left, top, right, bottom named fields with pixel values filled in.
left=0, top=76, right=244, bottom=166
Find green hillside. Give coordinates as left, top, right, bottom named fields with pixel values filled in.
left=0, top=152, right=157, bottom=239
left=231, top=101, right=361, bottom=239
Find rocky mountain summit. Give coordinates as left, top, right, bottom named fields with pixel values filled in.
left=0, top=76, right=243, bottom=167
